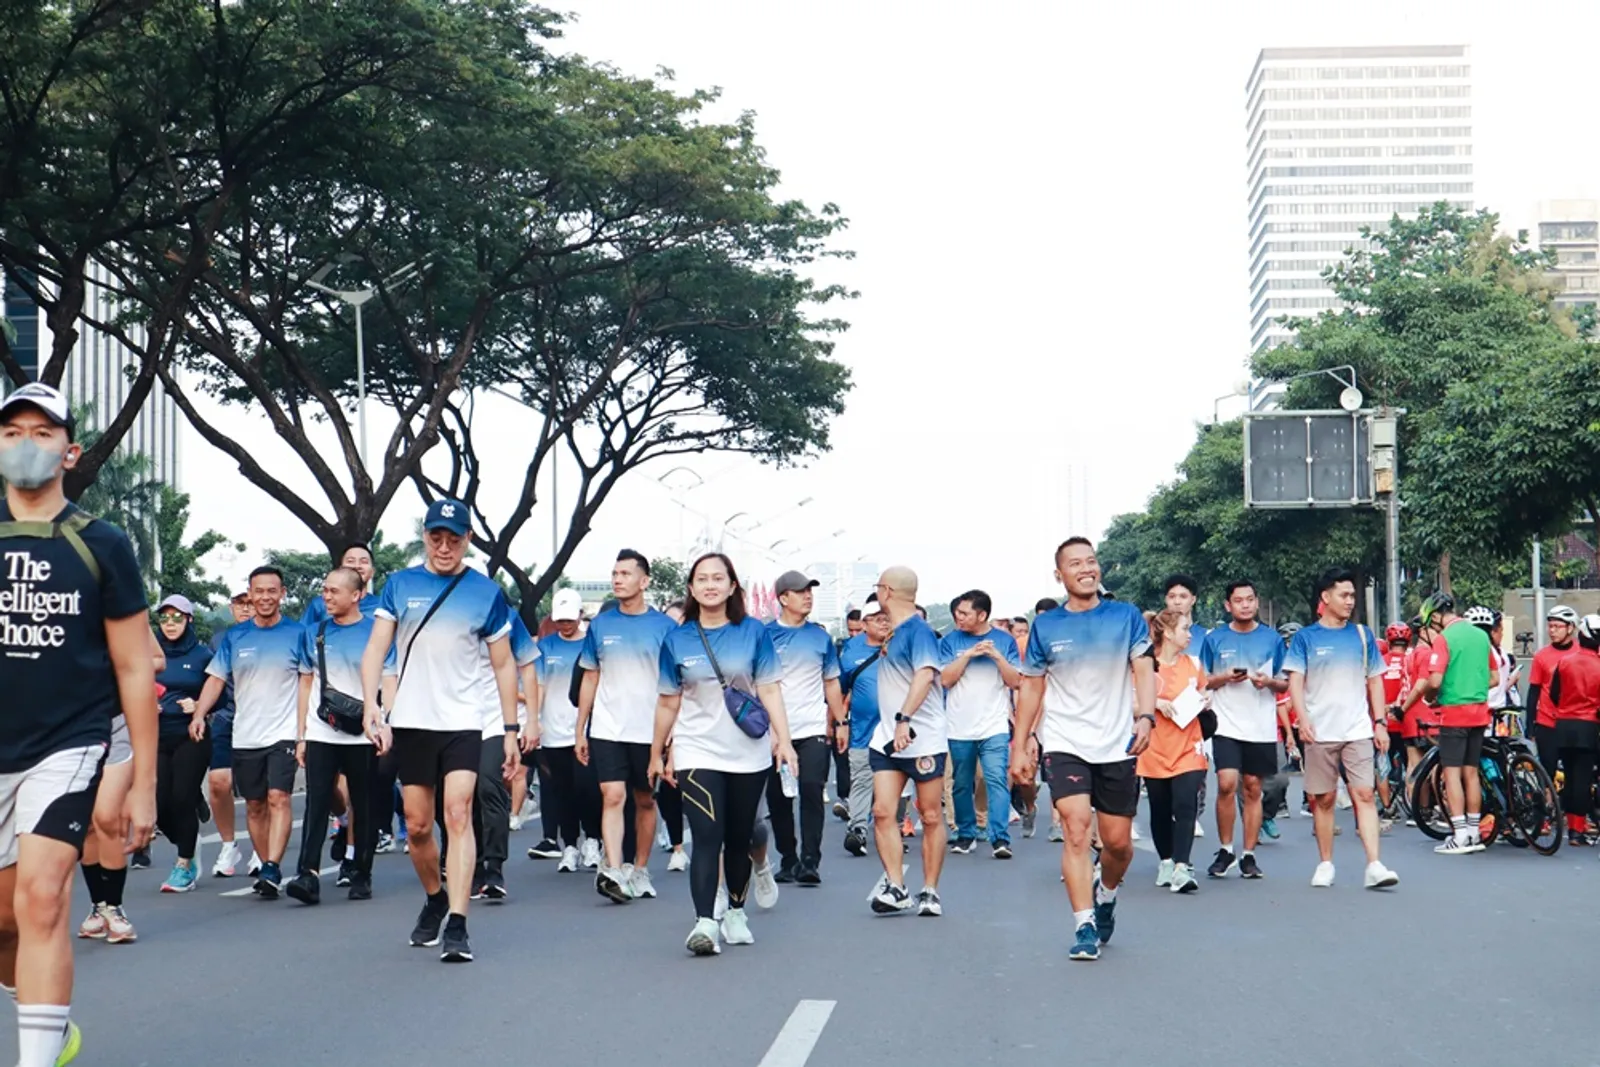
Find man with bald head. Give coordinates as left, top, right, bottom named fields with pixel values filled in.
left=867, top=567, right=950, bottom=916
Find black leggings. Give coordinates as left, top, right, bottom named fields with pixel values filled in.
left=1534, top=723, right=1559, bottom=777
left=657, top=780, right=684, bottom=848
left=1560, top=747, right=1597, bottom=826
left=155, top=731, right=212, bottom=860
left=298, top=743, right=374, bottom=877
left=538, top=747, right=584, bottom=848
left=369, top=747, right=401, bottom=837
left=1145, top=770, right=1204, bottom=865
left=679, top=767, right=766, bottom=919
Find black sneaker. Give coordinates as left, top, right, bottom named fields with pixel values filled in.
left=1569, top=831, right=1595, bottom=847
left=527, top=838, right=561, bottom=860
left=347, top=873, right=373, bottom=901
left=254, top=861, right=282, bottom=899
left=843, top=830, right=867, bottom=857
left=130, top=849, right=152, bottom=871
left=832, top=800, right=849, bottom=821
left=410, top=892, right=449, bottom=947
left=796, top=863, right=821, bottom=886
left=470, top=880, right=487, bottom=901
left=992, top=841, right=1013, bottom=860
left=1206, top=848, right=1237, bottom=879
left=482, top=868, right=508, bottom=902
left=949, top=837, right=977, bottom=854
left=335, top=861, right=354, bottom=888
left=871, top=882, right=912, bottom=914
left=440, top=915, right=473, bottom=963
left=774, top=858, right=798, bottom=884
left=284, top=872, right=321, bottom=905
left=1239, top=853, right=1263, bottom=879
left=329, top=827, right=348, bottom=866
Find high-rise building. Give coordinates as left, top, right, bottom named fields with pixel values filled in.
left=1246, top=45, right=1475, bottom=352
left=1, top=260, right=180, bottom=486
left=1536, top=200, right=1600, bottom=314
left=809, top=560, right=879, bottom=624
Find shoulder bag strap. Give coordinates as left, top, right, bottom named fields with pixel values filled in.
left=841, top=645, right=885, bottom=693
left=695, top=621, right=728, bottom=688
left=0, top=514, right=102, bottom=585
left=316, top=620, right=332, bottom=698
left=398, top=570, right=469, bottom=686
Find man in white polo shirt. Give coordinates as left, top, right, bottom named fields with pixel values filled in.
left=940, top=589, right=1021, bottom=859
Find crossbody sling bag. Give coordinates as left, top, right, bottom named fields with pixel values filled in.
left=315, top=621, right=368, bottom=735
left=695, top=621, right=770, bottom=739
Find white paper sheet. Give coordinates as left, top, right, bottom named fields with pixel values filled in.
left=1169, top=682, right=1205, bottom=729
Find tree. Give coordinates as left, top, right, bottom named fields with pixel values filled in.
left=76, top=441, right=161, bottom=575
left=648, top=557, right=687, bottom=609
left=0, top=0, right=491, bottom=498
left=261, top=548, right=336, bottom=619
left=153, top=485, right=237, bottom=608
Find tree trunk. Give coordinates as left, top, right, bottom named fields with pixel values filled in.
left=1438, top=551, right=1453, bottom=596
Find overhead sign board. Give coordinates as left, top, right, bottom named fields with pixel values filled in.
left=1243, top=411, right=1373, bottom=507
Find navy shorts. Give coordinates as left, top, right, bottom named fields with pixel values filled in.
left=1212, top=735, right=1279, bottom=779
left=208, top=711, right=234, bottom=772
left=1044, top=752, right=1139, bottom=818
left=868, top=749, right=946, bottom=784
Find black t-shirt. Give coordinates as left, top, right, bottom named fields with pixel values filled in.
left=0, top=502, right=147, bottom=771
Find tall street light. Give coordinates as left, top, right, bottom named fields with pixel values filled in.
left=301, top=258, right=425, bottom=470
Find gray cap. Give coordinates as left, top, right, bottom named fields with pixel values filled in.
left=774, top=570, right=819, bottom=596
left=155, top=593, right=196, bottom=616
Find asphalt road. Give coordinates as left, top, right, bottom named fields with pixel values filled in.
left=6, top=777, right=1598, bottom=1067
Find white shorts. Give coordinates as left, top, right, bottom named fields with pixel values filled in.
left=0, top=745, right=107, bottom=868
left=108, top=716, right=132, bottom=767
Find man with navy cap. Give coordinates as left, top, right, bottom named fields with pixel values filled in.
left=765, top=569, right=844, bottom=885
left=360, top=498, right=521, bottom=963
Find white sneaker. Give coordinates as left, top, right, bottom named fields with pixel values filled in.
left=713, top=884, right=729, bottom=920
left=1155, top=858, right=1175, bottom=887
left=685, top=918, right=721, bottom=956
left=866, top=862, right=910, bottom=904
left=1311, top=861, right=1335, bottom=888
left=246, top=852, right=262, bottom=877
left=720, top=907, right=754, bottom=945
left=557, top=846, right=579, bottom=873
left=212, top=841, right=242, bottom=878
left=1131, top=823, right=1142, bottom=842
left=1194, top=820, right=1205, bottom=838
left=621, top=861, right=635, bottom=885
left=629, top=867, right=657, bottom=899
left=1363, top=860, right=1399, bottom=889
left=102, top=904, right=137, bottom=944
left=667, top=848, right=689, bottom=873
left=751, top=862, right=779, bottom=910
left=1336, top=786, right=1352, bottom=811
left=508, top=814, right=524, bottom=832
left=1170, top=863, right=1198, bottom=894
left=579, top=839, right=602, bottom=870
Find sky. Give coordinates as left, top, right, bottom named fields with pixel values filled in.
left=181, top=0, right=1600, bottom=613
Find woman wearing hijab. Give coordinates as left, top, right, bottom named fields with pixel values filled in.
left=152, top=595, right=215, bottom=893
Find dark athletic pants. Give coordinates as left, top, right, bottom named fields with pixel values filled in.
left=681, top=767, right=766, bottom=919
left=1145, top=770, right=1204, bottom=866
left=298, top=742, right=374, bottom=877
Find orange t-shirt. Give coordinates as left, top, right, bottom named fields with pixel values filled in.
left=1137, top=656, right=1207, bottom=779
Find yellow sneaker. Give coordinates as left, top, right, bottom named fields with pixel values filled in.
left=55, top=1019, right=81, bottom=1065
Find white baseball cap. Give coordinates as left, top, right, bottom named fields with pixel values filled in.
left=550, top=589, right=583, bottom=622
left=864, top=599, right=887, bottom=617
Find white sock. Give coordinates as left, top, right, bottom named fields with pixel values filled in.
left=1241, top=849, right=1253, bottom=859
left=344, top=845, right=355, bottom=860
left=1073, top=908, right=1094, bottom=928
left=0, top=982, right=13, bottom=1001
left=17, top=1003, right=69, bottom=1067
left=1095, top=880, right=1118, bottom=905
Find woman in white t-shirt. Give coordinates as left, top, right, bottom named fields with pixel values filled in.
left=651, top=552, right=798, bottom=957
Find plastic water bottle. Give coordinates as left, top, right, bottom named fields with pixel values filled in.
left=779, top=762, right=798, bottom=799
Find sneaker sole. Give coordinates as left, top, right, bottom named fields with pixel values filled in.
left=484, top=888, right=508, bottom=902
left=1365, top=876, right=1399, bottom=889
left=1174, top=881, right=1198, bottom=894
left=528, top=851, right=561, bottom=860
left=918, top=907, right=942, bottom=917
left=596, top=880, right=631, bottom=905
left=870, top=898, right=911, bottom=914
left=105, top=932, right=136, bottom=944
left=255, top=884, right=280, bottom=900
left=686, top=932, right=720, bottom=956
left=77, top=929, right=106, bottom=940
left=1207, top=863, right=1237, bottom=879
left=410, top=934, right=442, bottom=947
left=159, top=882, right=197, bottom=893
left=1240, top=870, right=1264, bottom=880
left=1068, top=947, right=1100, bottom=961
left=440, top=948, right=474, bottom=962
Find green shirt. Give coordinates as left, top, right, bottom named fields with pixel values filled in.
left=1435, top=620, right=1492, bottom=708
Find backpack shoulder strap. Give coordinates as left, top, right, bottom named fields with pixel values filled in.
left=0, top=512, right=102, bottom=585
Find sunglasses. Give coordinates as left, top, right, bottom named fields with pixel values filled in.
left=156, top=611, right=186, bottom=622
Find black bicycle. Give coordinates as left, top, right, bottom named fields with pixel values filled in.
left=1410, top=712, right=1562, bottom=855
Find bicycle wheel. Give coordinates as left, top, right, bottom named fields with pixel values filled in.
left=1507, top=751, right=1562, bottom=856
left=1410, top=755, right=1451, bottom=840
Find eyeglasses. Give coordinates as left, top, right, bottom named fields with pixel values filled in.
left=156, top=611, right=186, bottom=622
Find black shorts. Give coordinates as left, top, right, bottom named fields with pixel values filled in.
left=590, top=738, right=651, bottom=792
left=1212, top=735, right=1278, bottom=778
left=232, top=742, right=297, bottom=801
left=1554, top=718, right=1600, bottom=752
left=868, top=749, right=946, bottom=783
left=392, top=728, right=480, bottom=788
left=1437, top=726, right=1485, bottom=769
left=1044, top=752, right=1139, bottom=817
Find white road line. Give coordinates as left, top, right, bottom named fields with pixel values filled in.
left=219, top=862, right=340, bottom=898
left=756, top=1000, right=835, bottom=1067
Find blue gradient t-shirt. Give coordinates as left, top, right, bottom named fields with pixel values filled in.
left=297, top=615, right=377, bottom=747
left=1022, top=600, right=1152, bottom=764
left=581, top=607, right=676, bottom=743
left=207, top=616, right=304, bottom=749
left=377, top=565, right=512, bottom=733
left=1199, top=623, right=1287, bottom=742
left=872, top=614, right=947, bottom=758
left=301, top=593, right=381, bottom=627
left=481, top=614, right=539, bottom=738
left=1283, top=621, right=1383, bottom=743
left=536, top=632, right=586, bottom=748
left=766, top=619, right=841, bottom=740
left=939, top=627, right=1020, bottom=741
left=839, top=634, right=885, bottom=750
left=659, top=617, right=781, bottom=774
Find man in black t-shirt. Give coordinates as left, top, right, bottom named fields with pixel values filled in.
left=0, top=383, right=155, bottom=1067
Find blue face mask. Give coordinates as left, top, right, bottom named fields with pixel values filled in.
left=0, top=439, right=67, bottom=490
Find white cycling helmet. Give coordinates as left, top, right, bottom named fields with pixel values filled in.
left=1549, top=605, right=1581, bottom=626
left=1463, top=605, right=1496, bottom=629
left=1579, top=615, right=1600, bottom=643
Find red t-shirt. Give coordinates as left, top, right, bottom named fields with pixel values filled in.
left=1551, top=648, right=1600, bottom=724
left=1380, top=647, right=1406, bottom=706
left=1427, top=633, right=1496, bottom=729
left=1528, top=642, right=1579, bottom=729
left=1403, top=644, right=1436, bottom=723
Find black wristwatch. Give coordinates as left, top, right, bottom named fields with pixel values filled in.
left=894, top=713, right=913, bottom=724
left=1136, top=713, right=1156, bottom=725
left=503, top=723, right=520, bottom=734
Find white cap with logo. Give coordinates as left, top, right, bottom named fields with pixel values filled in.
left=550, top=589, right=583, bottom=622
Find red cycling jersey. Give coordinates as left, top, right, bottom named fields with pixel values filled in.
left=1550, top=647, right=1600, bottom=724
left=1528, top=642, right=1579, bottom=729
